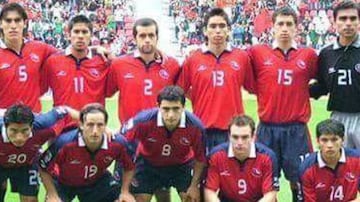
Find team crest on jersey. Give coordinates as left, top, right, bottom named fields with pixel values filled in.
left=159, top=69, right=170, bottom=80
left=328, top=67, right=336, bottom=74
left=230, top=61, right=240, bottom=71
left=354, top=64, right=360, bottom=73
left=345, top=172, right=356, bottom=182
left=30, top=53, right=40, bottom=63
left=0, top=63, right=10, bottom=69
left=90, top=68, right=100, bottom=77
left=251, top=168, right=262, bottom=178
left=197, top=65, right=207, bottom=72
left=297, top=60, right=306, bottom=69
left=180, top=137, right=190, bottom=146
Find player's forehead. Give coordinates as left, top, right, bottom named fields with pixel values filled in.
left=318, top=133, right=342, bottom=140
left=230, top=125, right=252, bottom=136
left=336, top=9, right=359, bottom=19
left=135, top=25, right=157, bottom=35
left=71, top=22, right=91, bottom=32
left=159, top=100, right=183, bottom=108
left=207, top=15, right=228, bottom=26
left=1, top=10, right=24, bottom=21
left=7, top=122, right=31, bottom=130
left=83, top=112, right=106, bottom=123
left=274, top=14, right=296, bottom=24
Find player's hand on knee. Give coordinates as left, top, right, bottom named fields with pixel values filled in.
left=185, top=185, right=200, bottom=202
left=118, top=192, right=136, bottom=202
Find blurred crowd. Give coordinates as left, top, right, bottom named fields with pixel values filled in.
left=1, top=0, right=137, bottom=56
left=170, top=0, right=360, bottom=52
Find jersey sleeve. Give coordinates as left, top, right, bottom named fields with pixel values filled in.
left=114, top=135, right=135, bottom=170
left=309, top=50, right=329, bottom=99
left=308, top=49, right=318, bottom=79
left=33, top=128, right=57, bottom=146
left=205, top=154, right=220, bottom=191
left=39, top=140, right=62, bottom=171
left=243, top=53, right=257, bottom=94
left=177, top=56, right=192, bottom=94
left=105, top=61, right=119, bottom=97
left=40, top=44, right=57, bottom=95
left=33, top=106, right=68, bottom=130
left=298, top=170, right=317, bottom=202
left=192, top=128, right=206, bottom=163
left=261, top=155, right=280, bottom=194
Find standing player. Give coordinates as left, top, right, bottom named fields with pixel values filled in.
left=177, top=8, right=255, bottom=152
left=298, top=119, right=360, bottom=202
left=42, top=15, right=109, bottom=130
left=310, top=1, right=360, bottom=149
left=39, top=103, right=135, bottom=202
left=106, top=17, right=181, bottom=124
left=248, top=6, right=318, bottom=201
left=0, top=3, right=57, bottom=112
left=205, top=115, right=279, bottom=202
left=122, top=86, right=206, bottom=202
left=0, top=104, right=71, bottom=202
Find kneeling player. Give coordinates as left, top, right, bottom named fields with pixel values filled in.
left=298, top=119, right=360, bottom=202
left=39, top=103, right=135, bottom=202
left=205, top=115, right=279, bottom=202
left=121, top=86, right=206, bottom=202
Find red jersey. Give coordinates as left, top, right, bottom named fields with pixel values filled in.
left=205, top=142, right=279, bottom=202
left=0, top=40, right=56, bottom=112
left=177, top=46, right=255, bottom=130
left=248, top=45, right=318, bottom=123
left=39, top=131, right=135, bottom=187
left=106, top=51, right=180, bottom=123
left=43, top=48, right=108, bottom=127
left=299, top=148, right=360, bottom=202
left=124, top=109, right=206, bottom=167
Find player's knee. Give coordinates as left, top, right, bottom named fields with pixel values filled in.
left=20, top=195, right=38, bottom=202
left=155, top=188, right=171, bottom=202
left=135, top=194, right=152, bottom=202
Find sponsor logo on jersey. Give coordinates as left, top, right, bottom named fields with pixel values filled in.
left=230, top=61, right=240, bottom=70
left=30, top=53, right=40, bottom=63
left=89, top=68, right=100, bottom=77
left=0, top=63, right=10, bottom=69
left=219, top=170, right=231, bottom=176
left=251, top=168, right=262, bottom=177
left=56, top=70, right=67, bottom=77
left=315, top=182, right=326, bottom=189
left=124, top=73, right=134, bottom=79
left=355, top=64, right=360, bottom=73
left=297, top=60, right=306, bottom=69
left=263, top=59, right=273, bottom=66
left=147, top=137, right=157, bottom=143
left=70, top=159, right=81, bottom=164
left=345, top=172, right=356, bottom=182
left=197, top=65, right=207, bottom=71
left=328, top=67, right=336, bottom=74
left=159, top=69, right=170, bottom=79
left=0, top=152, right=5, bottom=156
left=180, top=137, right=190, bottom=146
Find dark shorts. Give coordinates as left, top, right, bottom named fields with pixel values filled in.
left=0, top=164, right=39, bottom=196
left=205, top=128, right=228, bottom=154
left=56, top=172, right=120, bottom=202
left=256, top=122, right=313, bottom=183
left=131, top=158, right=193, bottom=195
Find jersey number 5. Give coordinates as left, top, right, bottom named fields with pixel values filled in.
left=19, top=65, right=28, bottom=82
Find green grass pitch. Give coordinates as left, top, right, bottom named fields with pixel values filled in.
left=5, top=99, right=329, bottom=201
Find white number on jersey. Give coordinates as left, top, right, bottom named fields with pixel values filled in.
left=84, top=165, right=98, bottom=179
left=338, top=69, right=352, bottom=85
left=238, top=179, right=247, bottom=195
left=19, top=65, right=28, bottom=82
left=277, top=69, right=293, bottom=85
left=212, top=70, right=224, bottom=87
left=161, top=144, right=171, bottom=156
left=28, top=170, right=38, bottom=185
left=74, top=77, right=85, bottom=93
left=330, top=185, right=344, bottom=201
left=8, top=153, right=27, bottom=164
left=144, top=79, right=153, bottom=95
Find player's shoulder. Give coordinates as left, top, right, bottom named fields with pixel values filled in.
left=26, top=40, right=53, bottom=49
left=255, top=142, right=276, bottom=157
left=54, top=129, right=78, bottom=149
left=318, top=43, right=334, bottom=55
left=122, top=108, right=158, bottom=133
left=112, top=134, right=128, bottom=145
left=184, top=110, right=205, bottom=130
left=344, top=147, right=360, bottom=158
left=111, top=53, right=134, bottom=66
left=299, top=152, right=318, bottom=176
left=45, top=50, right=66, bottom=61
left=185, top=48, right=203, bottom=60
left=209, top=142, right=229, bottom=156
left=298, top=46, right=317, bottom=56
left=248, top=44, right=270, bottom=52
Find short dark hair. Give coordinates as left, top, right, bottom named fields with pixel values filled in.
left=0, top=3, right=27, bottom=21
left=272, top=6, right=298, bottom=24
left=68, top=15, right=93, bottom=33
left=316, top=119, right=345, bottom=139
left=333, top=1, right=360, bottom=20
left=79, top=103, right=108, bottom=124
left=203, top=8, right=231, bottom=29
left=132, top=18, right=158, bottom=38
left=4, top=104, right=34, bottom=127
left=157, top=85, right=186, bottom=106
left=228, top=115, right=256, bottom=135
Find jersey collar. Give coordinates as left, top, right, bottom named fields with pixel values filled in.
left=133, top=49, right=162, bottom=64
left=201, top=43, right=232, bottom=53
left=65, top=46, right=93, bottom=59
left=78, top=132, right=108, bottom=150
left=333, top=34, right=360, bottom=50
left=317, top=147, right=346, bottom=168
left=272, top=41, right=297, bottom=54
left=1, top=125, right=33, bottom=143
left=157, top=110, right=186, bottom=128
left=228, top=142, right=256, bottom=159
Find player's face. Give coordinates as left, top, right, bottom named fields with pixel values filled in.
left=159, top=100, right=184, bottom=131
left=0, top=11, right=25, bottom=42
left=80, top=112, right=106, bottom=146
left=334, top=9, right=359, bottom=40
left=135, top=25, right=158, bottom=54
left=70, top=22, right=91, bottom=51
left=6, top=123, right=32, bottom=147
left=204, top=16, right=230, bottom=46
left=273, top=15, right=296, bottom=44
left=229, top=125, right=254, bottom=160
left=317, top=134, right=343, bottom=160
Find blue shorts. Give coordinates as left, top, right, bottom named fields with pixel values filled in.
left=56, top=172, right=120, bottom=202
left=256, top=122, right=313, bottom=183
left=205, top=128, right=228, bottom=154
left=0, top=164, right=39, bottom=196
left=131, top=158, right=192, bottom=195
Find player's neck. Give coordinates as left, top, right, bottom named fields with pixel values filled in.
left=276, top=41, right=293, bottom=53
left=207, top=43, right=227, bottom=57
left=4, top=38, right=23, bottom=54
left=71, top=48, right=88, bottom=60
left=322, top=152, right=341, bottom=170
left=339, top=34, right=357, bottom=47
left=140, top=53, right=156, bottom=65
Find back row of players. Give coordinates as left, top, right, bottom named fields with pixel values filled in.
left=0, top=1, right=359, bottom=201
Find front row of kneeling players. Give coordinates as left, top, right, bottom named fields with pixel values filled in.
left=1, top=86, right=359, bottom=202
